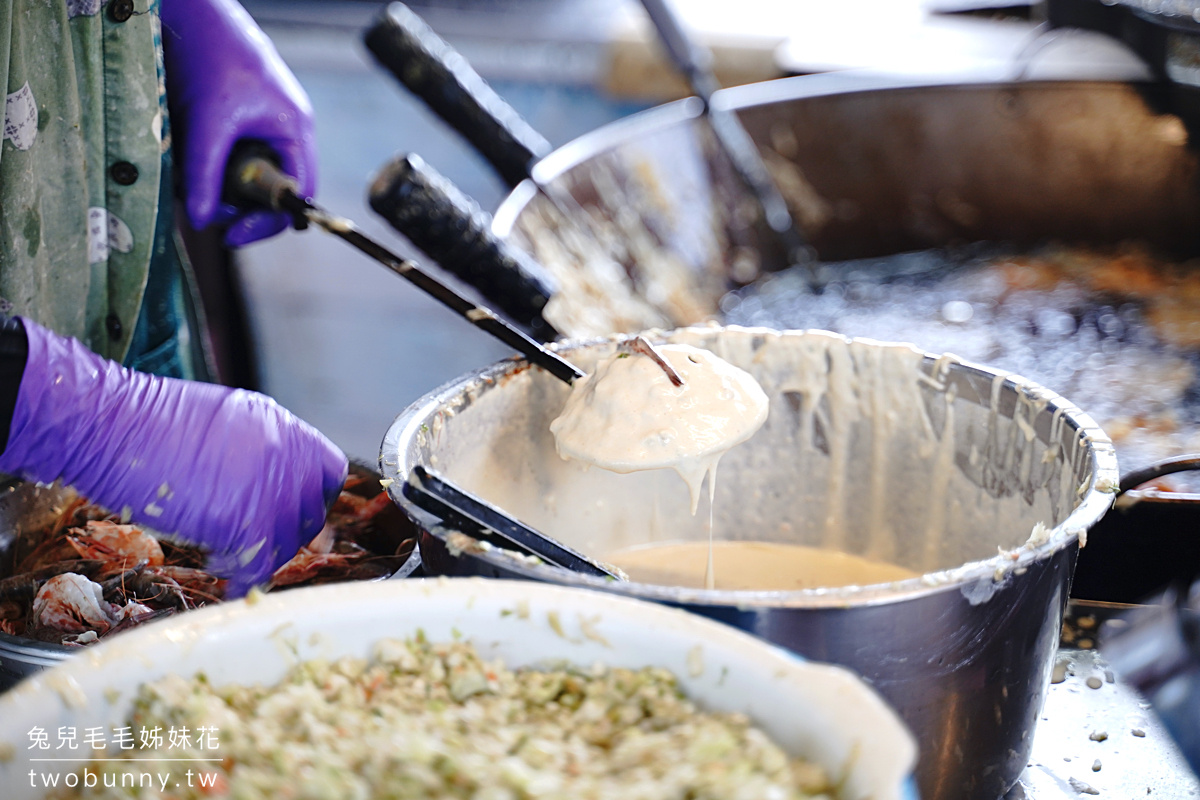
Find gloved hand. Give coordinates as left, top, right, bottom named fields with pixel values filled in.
left=162, top=0, right=317, bottom=247
left=0, top=318, right=348, bottom=597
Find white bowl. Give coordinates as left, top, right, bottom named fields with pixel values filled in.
left=0, top=578, right=917, bottom=799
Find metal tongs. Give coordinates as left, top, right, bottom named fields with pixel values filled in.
left=403, top=466, right=625, bottom=580
left=400, top=336, right=682, bottom=579
left=401, top=336, right=682, bottom=580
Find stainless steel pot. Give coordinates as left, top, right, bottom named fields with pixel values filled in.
left=380, top=325, right=1118, bottom=800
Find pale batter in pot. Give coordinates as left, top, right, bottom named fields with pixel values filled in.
left=604, top=541, right=919, bottom=591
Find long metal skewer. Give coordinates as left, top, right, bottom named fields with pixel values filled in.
left=227, top=153, right=586, bottom=385
left=637, top=0, right=817, bottom=283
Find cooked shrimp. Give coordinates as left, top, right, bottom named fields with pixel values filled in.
left=5, top=482, right=403, bottom=645
left=30, top=573, right=119, bottom=634
left=70, top=520, right=165, bottom=567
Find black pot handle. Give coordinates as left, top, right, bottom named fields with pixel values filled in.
left=1119, top=454, right=1200, bottom=494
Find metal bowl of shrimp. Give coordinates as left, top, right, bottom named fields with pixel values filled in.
left=0, top=465, right=420, bottom=690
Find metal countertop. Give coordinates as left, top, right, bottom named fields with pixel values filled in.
left=1006, top=602, right=1199, bottom=798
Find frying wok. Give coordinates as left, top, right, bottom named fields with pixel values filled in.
left=493, top=73, right=1200, bottom=330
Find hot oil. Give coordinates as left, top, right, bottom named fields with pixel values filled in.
left=606, top=540, right=919, bottom=591
left=723, top=244, right=1200, bottom=492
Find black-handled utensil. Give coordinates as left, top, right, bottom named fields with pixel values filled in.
left=637, top=0, right=816, bottom=280
left=225, top=149, right=585, bottom=385
left=363, top=3, right=600, bottom=232
left=363, top=2, right=549, bottom=188
left=368, top=153, right=559, bottom=343
left=403, top=466, right=625, bottom=580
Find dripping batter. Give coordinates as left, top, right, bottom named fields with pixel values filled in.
left=550, top=342, right=769, bottom=587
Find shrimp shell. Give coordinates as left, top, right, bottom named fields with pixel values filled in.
left=30, top=573, right=118, bottom=634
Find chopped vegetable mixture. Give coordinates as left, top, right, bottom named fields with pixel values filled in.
left=49, top=638, right=834, bottom=799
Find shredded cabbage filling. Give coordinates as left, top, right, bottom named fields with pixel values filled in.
left=49, top=637, right=834, bottom=800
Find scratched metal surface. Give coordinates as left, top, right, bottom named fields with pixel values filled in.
left=1004, top=603, right=1200, bottom=798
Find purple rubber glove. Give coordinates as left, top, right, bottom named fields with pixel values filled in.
left=162, top=0, right=317, bottom=247
left=0, top=319, right=348, bottom=597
